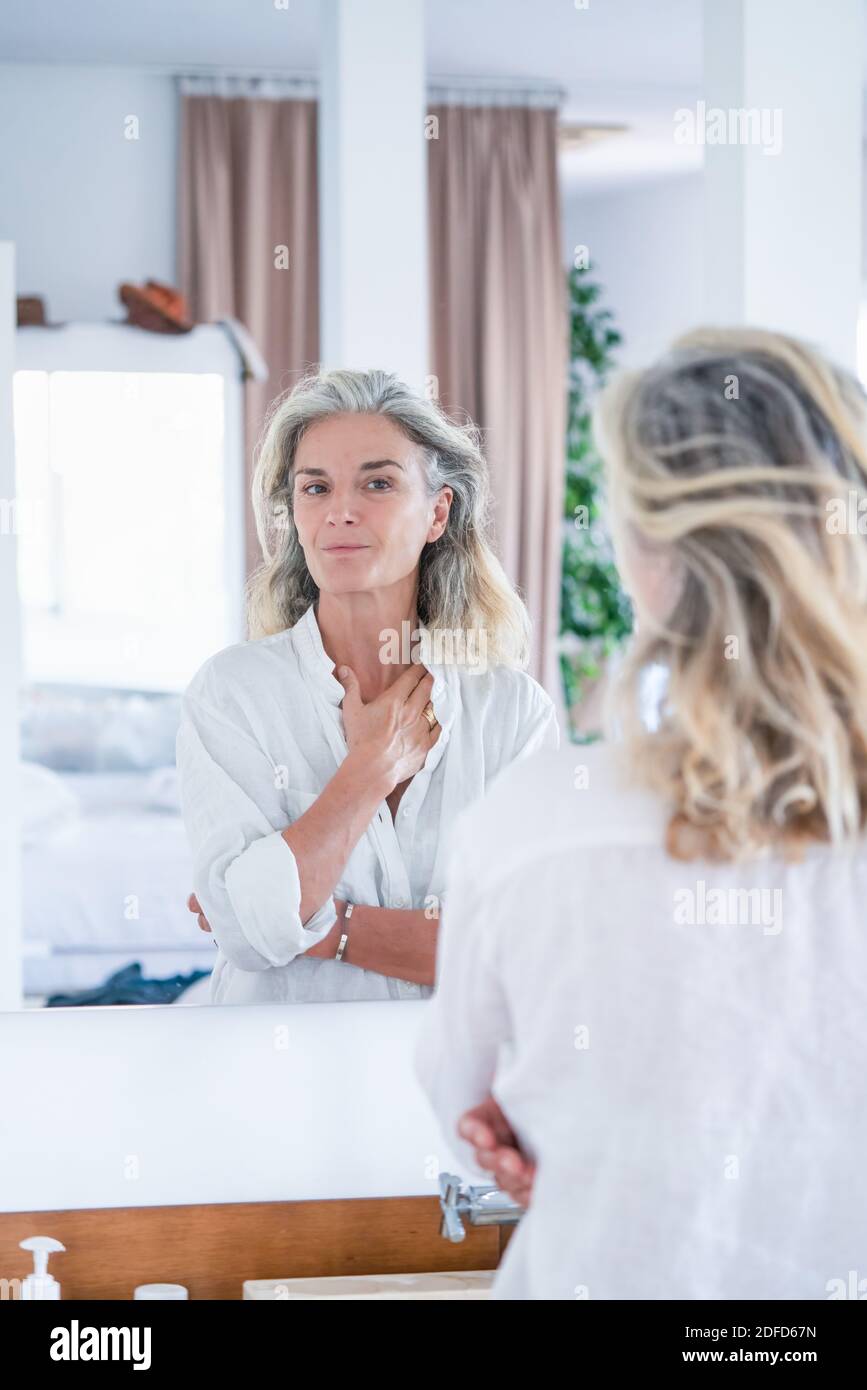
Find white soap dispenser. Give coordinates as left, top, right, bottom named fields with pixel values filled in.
left=20, top=1236, right=65, bottom=1299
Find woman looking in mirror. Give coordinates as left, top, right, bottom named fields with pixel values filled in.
left=417, top=327, right=867, bottom=1298
left=177, top=368, right=558, bottom=1005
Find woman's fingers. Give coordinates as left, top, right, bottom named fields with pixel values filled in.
left=486, top=1150, right=536, bottom=1208
left=477, top=1144, right=531, bottom=1178
left=460, top=1096, right=518, bottom=1148
left=458, top=1115, right=497, bottom=1148
left=188, top=891, right=211, bottom=931
left=457, top=1097, right=533, bottom=1206
left=456, top=1102, right=533, bottom=1205
left=335, top=665, right=362, bottom=713
left=403, top=669, right=436, bottom=723
left=389, top=661, right=431, bottom=702
left=470, top=1137, right=536, bottom=1205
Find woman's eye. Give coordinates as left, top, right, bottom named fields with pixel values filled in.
left=298, top=478, right=392, bottom=496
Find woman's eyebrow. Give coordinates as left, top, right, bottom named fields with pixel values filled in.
left=295, top=458, right=405, bottom=478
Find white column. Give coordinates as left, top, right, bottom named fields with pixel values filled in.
left=0, top=242, right=22, bottom=1010
left=703, top=0, right=862, bottom=368
left=318, top=0, right=429, bottom=391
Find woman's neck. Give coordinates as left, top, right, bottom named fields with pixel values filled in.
left=316, top=587, right=422, bottom=702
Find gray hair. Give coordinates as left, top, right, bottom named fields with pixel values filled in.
left=246, top=367, right=530, bottom=666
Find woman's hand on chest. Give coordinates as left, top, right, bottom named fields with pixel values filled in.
left=337, top=662, right=441, bottom=790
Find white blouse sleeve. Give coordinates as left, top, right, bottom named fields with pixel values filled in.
left=176, top=687, right=337, bottom=972
left=511, top=673, right=561, bottom=761
left=413, top=816, right=510, bottom=1177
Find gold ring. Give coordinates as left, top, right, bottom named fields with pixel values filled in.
left=421, top=701, right=437, bottom=729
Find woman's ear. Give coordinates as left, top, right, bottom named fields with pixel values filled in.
left=637, top=547, right=685, bottom=626
left=427, top=486, right=453, bottom=543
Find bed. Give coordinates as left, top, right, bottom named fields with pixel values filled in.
left=19, top=685, right=214, bottom=1003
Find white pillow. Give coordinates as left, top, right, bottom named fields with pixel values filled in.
left=19, top=761, right=81, bottom=842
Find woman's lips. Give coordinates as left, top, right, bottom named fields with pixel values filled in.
left=324, top=545, right=369, bottom=554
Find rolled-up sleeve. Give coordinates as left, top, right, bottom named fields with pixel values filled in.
left=176, top=687, right=337, bottom=972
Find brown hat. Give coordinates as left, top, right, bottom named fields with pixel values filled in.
left=118, top=279, right=194, bottom=334
left=17, top=296, right=51, bottom=327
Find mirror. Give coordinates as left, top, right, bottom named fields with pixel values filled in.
left=11, top=334, right=561, bottom=1008
left=1, top=1, right=639, bottom=1013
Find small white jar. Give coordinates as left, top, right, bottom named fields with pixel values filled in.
left=133, top=1283, right=189, bottom=1300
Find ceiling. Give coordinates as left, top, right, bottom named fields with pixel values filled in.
left=0, top=0, right=701, bottom=82
left=0, top=0, right=859, bottom=194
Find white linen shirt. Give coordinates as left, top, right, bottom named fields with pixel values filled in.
left=415, top=740, right=867, bottom=1300
left=175, top=602, right=559, bottom=1005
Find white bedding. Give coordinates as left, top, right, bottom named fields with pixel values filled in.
left=21, top=768, right=214, bottom=997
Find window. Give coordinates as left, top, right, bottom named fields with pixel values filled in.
left=13, top=333, right=244, bottom=691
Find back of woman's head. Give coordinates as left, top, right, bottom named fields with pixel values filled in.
left=596, top=326, right=867, bottom=861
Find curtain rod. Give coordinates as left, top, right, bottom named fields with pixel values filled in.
left=2, top=59, right=564, bottom=107
left=177, top=69, right=565, bottom=108
left=178, top=73, right=318, bottom=98
left=427, top=76, right=565, bottom=108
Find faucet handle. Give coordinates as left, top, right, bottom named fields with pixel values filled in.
left=438, top=1171, right=467, bottom=1242
left=437, top=1171, right=523, bottom=1243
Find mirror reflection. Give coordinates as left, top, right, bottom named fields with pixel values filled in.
left=16, top=358, right=565, bottom=1008
left=9, top=29, right=603, bottom=1010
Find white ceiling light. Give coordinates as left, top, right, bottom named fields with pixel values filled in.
left=558, top=122, right=630, bottom=151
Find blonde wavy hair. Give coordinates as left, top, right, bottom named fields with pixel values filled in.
left=596, top=326, right=867, bottom=862
left=245, top=367, right=530, bottom=667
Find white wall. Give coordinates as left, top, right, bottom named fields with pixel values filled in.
left=0, top=65, right=177, bottom=322
left=0, top=244, right=23, bottom=1012
left=702, top=0, right=862, bottom=371
left=561, top=172, right=704, bottom=369
left=563, top=148, right=867, bottom=374
left=319, top=0, right=429, bottom=391
left=2, top=60, right=864, bottom=371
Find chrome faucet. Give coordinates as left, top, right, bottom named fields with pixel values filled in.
left=437, top=1171, right=523, bottom=1243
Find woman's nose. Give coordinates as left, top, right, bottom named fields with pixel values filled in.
left=323, top=492, right=361, bottom=524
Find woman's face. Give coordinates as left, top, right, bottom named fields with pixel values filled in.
left=292, top=413, right=452, bottom=597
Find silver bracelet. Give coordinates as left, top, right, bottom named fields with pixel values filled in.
left=334, top=902, right=354, bottom=962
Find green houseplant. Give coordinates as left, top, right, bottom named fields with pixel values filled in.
left=560, top=263, right=633, bottom=740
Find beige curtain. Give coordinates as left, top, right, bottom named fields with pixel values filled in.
left=178, top=94, right=319, bottom=587
left=428, top=104, right=567, bottom=702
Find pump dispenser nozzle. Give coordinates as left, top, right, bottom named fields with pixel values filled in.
left=19, top=1236, right=65, bottom=1300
